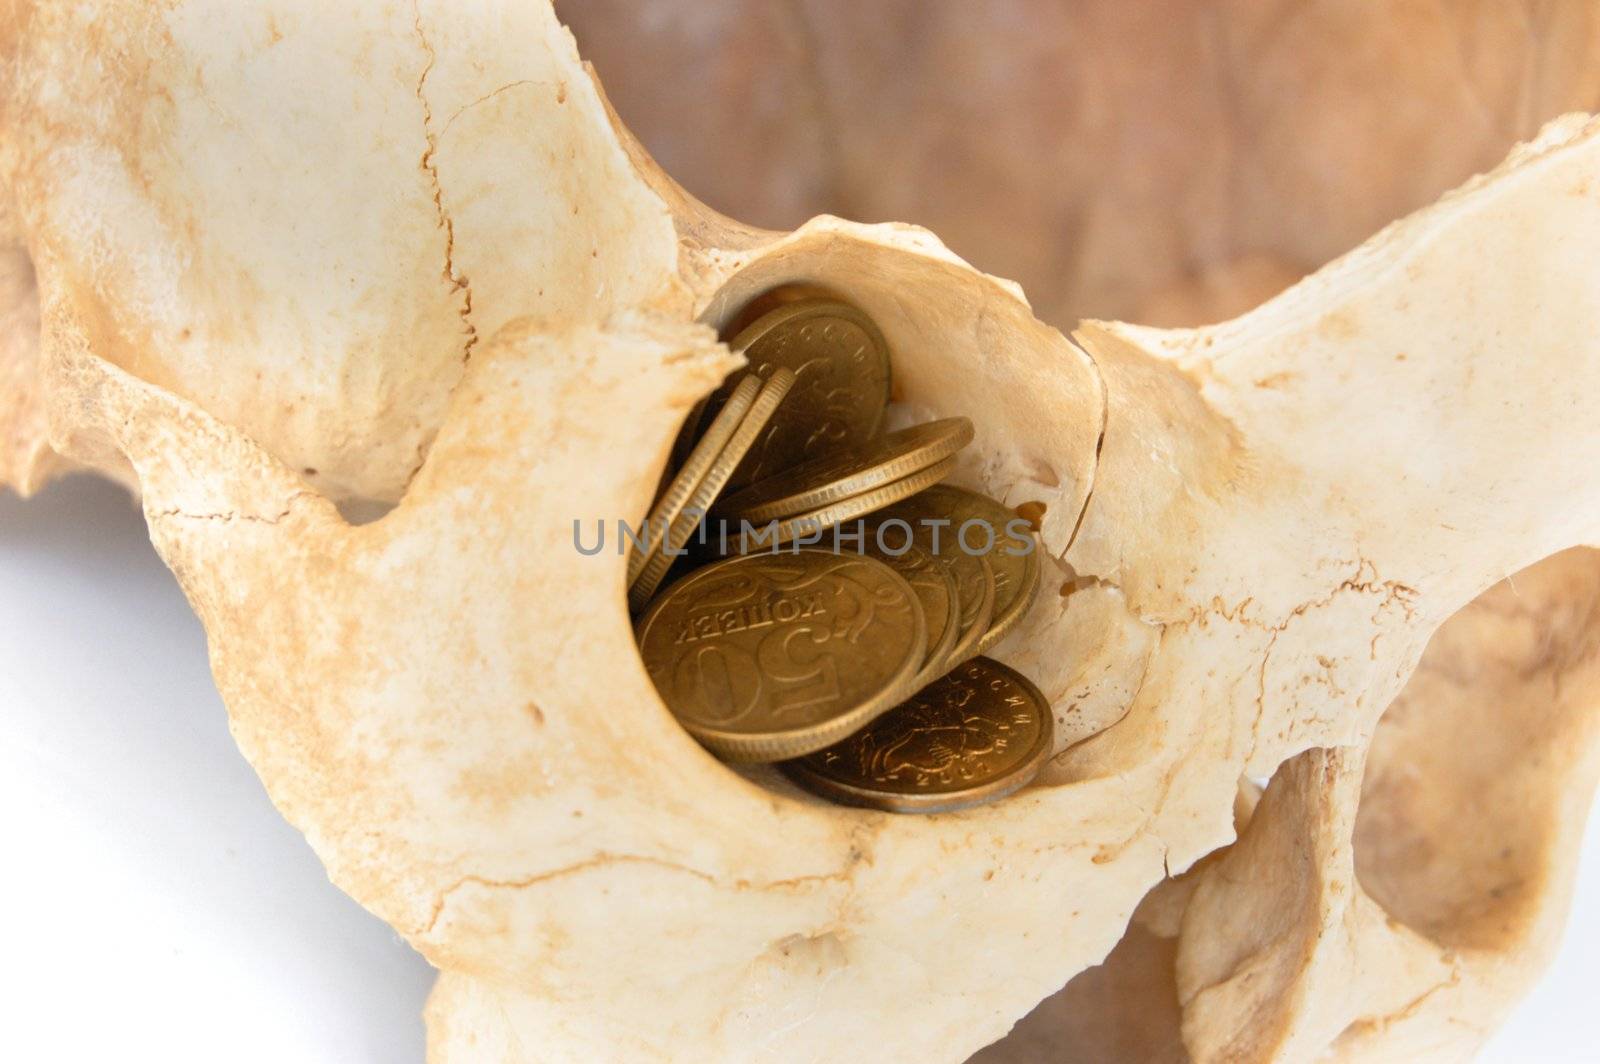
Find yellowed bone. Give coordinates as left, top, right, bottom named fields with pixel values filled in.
left=3, top=3, right=1599, bottom=1060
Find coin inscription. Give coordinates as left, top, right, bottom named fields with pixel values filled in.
left=636, top=549, right=927, bottom=761
left=673, top=587, right=827, bottom=645
left=782, top=656, right=1053, bottom=813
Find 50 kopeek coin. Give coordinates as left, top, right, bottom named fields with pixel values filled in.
left=635, top=549, right=928, bottom=762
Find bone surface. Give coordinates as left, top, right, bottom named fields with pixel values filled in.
left=3, top=3, right=1599, bottom=1061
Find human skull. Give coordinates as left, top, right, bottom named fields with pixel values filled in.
left=3, top=3, right=1599, bottom=1060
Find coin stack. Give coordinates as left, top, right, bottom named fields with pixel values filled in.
left=630, top=295, right=1050, bottom=814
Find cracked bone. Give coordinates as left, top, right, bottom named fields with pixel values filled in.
left=3, top=3, right=1600, bottom=1060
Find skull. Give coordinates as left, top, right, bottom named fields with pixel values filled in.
left=3, top=3, right=1599, bottom=1061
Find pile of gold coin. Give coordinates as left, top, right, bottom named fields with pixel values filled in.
left=629, top=295, right=1050, bottom=814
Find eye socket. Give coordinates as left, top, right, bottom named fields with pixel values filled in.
left=1353, top=547, right=1600, bottom=954
left=626, top=252, right=1117, bottom=807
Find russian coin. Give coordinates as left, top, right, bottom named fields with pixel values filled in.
left=717, top=417, right=974, bottom=522
left=628, top=374, right=763, bottom=585
left=944, top=553, right=996, bottom=673
left=715, top=299, right=892, bottom=491
left=852, top=491, right=996, bottom=674
left=628, top=368, right=795, bottom=613
left=861, top=538, right=960, bottom=681
left=635, top=549, right=928, bottom=762
left=733, top=455, right=958, bottom=551
left=663, top=286, right=835, bottom=491
left=781, top=656, right=1054, bottom=813
left=718, top=283, right=839, bottom=340
left=916, top=485, right=1041, bottom=655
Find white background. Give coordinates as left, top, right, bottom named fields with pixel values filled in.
left=3, top=476, right=1597, bottom=1062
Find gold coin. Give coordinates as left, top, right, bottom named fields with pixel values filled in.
left=945, top=553, right=997, bottom=672
left=916, top=485, right=1041, bottom=655
left=628, top=374, right=763, bottom=585
left=731, top=455, right=957, bottom=551
left=715, top=299, right=892, bottom=491
left=718, top=283, right=841, bottom=339
left=635, top=549, right=928, bottom=762
left=861, top=537, right=960, bottom=681
left=781, top=656, right=1054, bottom=814
left=849, top=491, right=997, bottom=674
left=628, top=368, right=795, bottom=612
left=717, top=417, right=974, bottom=522
left=669, top=286, right=837, bottom=490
